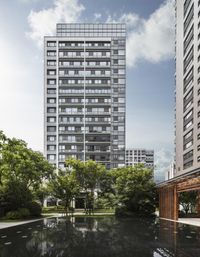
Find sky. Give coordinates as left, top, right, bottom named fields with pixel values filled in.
left=0, top=0, right=175, bottom=181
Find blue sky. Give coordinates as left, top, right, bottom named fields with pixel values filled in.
left=0, top=0, right=175, bottom=180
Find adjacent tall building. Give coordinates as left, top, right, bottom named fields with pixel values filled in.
left=175, top=0, right=200, bottom=176
left=125, top=148, right=154, bottom=169
left=44, top=23, right=126, bottom=169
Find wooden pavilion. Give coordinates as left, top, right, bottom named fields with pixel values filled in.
left=158, top=170, right=200, bottom=220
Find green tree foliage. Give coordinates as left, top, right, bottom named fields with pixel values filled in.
left=111, top=165, right=157, bottom=216
left=65, top=158, right=107, bottom=213
left=0, top=131, right=158, bottom=218
left=0, top=131, right=54, bottom=216
left=66, top=158, right=106, bottom=192
left=48, top=171, right=79, bottom=214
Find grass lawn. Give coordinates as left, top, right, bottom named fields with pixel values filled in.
left=42, top=206, right=115, bottom=216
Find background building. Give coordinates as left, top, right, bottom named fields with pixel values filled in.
left=175, top=0, right=200, bottom=176
left=125, top=148, right=154, bottom=169
left=165, top=161, right=175, bottom=181
left=44, top=23, right=126, bottom=169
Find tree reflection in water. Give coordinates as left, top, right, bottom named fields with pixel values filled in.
left=0, top=217, right=200, bottom=257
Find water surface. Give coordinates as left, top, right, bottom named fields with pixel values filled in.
left=0, top=216, right=200, bottom=257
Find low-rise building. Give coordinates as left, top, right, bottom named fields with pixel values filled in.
left=125, top=148, right=154, bottom=169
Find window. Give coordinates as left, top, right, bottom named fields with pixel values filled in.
left=47, top=154, right=56, bottom=161
left=47, top=107, right=56, bottom=113
left=184, top=129, right=193, bottom=141
left=184, top=46, right=193, bottom=73
left=183, top=160, right=193, bottom=169
left=184, top=66, right=193, bottom=92
left=47, top=117, right=56, bottom=123
left=119, top=98, right=125, bottom=103
left=184, top=109, right=193, bottom=121
left=47, top=61, right=56, bottom=66
left=47, top=79, right=56, bottom=85
left=184, top=0, right=192, bottom=16
left=183, top=88, right=193, bottom=112
left=47, top=98, right=56, bottom=104
left=118, top=126, right=124, bottom=131
left=184, top=4, right=194, bottom=35
left=47, top=136, right=56, bottom=142
left=47, top=89, right=56, bottom=94
left=47, top=126, right=56, bottom=132
left=47, top=70, right=56, bottom=75
left=47, top=41, right=56, bottom=47
left=184, top=140, right=193, bottom=150
left=47, top=51, right=56, bottom=56
left=113, top=50, right=118, bottom=54
left=47, top=145, right=56, bottom=151
left=183, top=25, right=194, bottom=55
left=184, top=120, right=193, bottom=130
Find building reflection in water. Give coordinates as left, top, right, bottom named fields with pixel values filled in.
left=1, top=217, right=200, bottom=257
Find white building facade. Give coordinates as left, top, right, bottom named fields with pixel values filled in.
left=175, top=0, right=200, bottom=176
left=125, top=148, right=154, bottom=169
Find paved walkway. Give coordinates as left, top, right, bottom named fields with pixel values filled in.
left=0, top=218, right=46, bottom=229
left=178, top=218, right=200, bottom=227
left=160, top=217, right=200, bottom=227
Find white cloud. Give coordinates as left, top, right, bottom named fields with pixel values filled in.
left=27, top=0, right=175, bottom=66
left=107, top=12, right=141, bottom=29
left=19, top=0, right=40, bottom=3
left=94, top=13, right=102, bottom=20
left=154, top=148, right=173, bottom=182
left=107, top=0, right=175, bottom=67
left=27, top=0, right=85, bottom=48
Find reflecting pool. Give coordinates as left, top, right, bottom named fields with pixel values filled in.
left=1, top=216, right=200, bottom=257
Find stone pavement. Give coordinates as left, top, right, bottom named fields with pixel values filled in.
left=178, top=218, right=200, bottom=227
left=0, top=218, right=45, bottom=229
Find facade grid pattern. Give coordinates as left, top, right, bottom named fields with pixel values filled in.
left=44, top=23, right=126, bottom=169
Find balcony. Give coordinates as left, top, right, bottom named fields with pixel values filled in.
left=59, top=111, right=83, bottom=115
left=86, top=111, right=111, bottom=115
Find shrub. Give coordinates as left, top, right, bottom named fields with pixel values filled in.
left=6, top=211, right=21, bottom=220
left=18, top=208, right=30, bottom=218
left=115, top=206, right=129, bottom=217
left=27, top=201, right=42, bottom=217
left=6, top=208, right=30, bottom=220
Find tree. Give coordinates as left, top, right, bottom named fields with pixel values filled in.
left=179, top=191, right=197, bottom=215
left=0, top=131, right=54, bottom=214
left=111, top=164, right=157, bottom=216
left=66, top=158, right=107, bottom=213
left=48, top=171, right=79, bottom=215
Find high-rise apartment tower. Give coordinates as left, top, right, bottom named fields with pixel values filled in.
left=44, top=23, right=126, bottom=169
left=175, top=0, right=200, bottom=176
